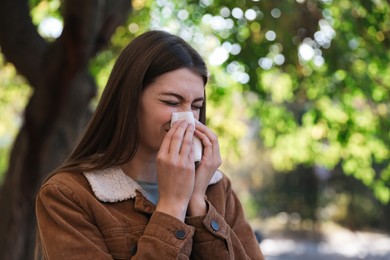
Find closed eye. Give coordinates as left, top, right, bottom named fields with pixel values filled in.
left=162, top=100, right=179, bottom=106
left=192, top=104, right=203, bottom=110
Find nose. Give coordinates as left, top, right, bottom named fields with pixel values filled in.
left=175, top=107, right=196, bottom=120
left=180, top=104, right=192, bottom=113
left=175, top=103, right=199, bottom=120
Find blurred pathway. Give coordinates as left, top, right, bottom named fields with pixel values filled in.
left=260, top=228, right=390, bottom=260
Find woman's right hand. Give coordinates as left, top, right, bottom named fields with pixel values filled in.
left=155, top=120, right=196, bottom=222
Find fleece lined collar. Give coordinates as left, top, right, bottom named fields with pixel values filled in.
left=83, top=166, right=223, bottom=203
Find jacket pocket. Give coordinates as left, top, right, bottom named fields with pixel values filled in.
left=101, top=225, right=144, bottom=259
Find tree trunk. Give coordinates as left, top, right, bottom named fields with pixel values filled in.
left=0, top=0, right=131, bottom=259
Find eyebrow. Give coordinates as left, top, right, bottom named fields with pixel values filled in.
left=159, top=91, right=204, bottom=102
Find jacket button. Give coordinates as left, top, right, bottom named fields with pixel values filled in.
left=175, top=229, right=186, bottom=239
left=211, top=220, right=220, bottom=231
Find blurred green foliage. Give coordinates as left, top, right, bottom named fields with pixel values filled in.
left=0, top=55, right=31, bottom=182
left=170, top=0, right=390, bottom=204
left=1, top=0, right=390, bottom=229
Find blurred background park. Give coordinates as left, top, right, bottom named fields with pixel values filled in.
left=0, top=0, right=390, bottom=259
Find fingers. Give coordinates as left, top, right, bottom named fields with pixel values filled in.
left=194, top=121, right=222, bottom=168
left=169, top=121, right=189, bottom=154
left=195, top=121, right=220, bottom=152
left=181, top=124, right=195, bottom=158
left=159, top=121, right=177, bottom=154
left=160, top=120, right=195, bottom=156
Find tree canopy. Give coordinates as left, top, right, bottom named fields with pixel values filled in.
left=134, top=0, right=390, bottom=204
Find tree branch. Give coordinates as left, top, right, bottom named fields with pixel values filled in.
left=61, top=0, right=131, bottom=73
left=93, top=0, right=132, bottom=55
left=0, top=0, right=47, bottom=88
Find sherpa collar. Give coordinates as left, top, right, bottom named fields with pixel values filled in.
left=83, top=166, right=223, bottom=203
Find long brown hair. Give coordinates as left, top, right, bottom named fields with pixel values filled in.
left=51, top=30, right=208, bottom=175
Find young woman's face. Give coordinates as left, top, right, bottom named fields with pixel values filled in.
left=138, top=68, right=205, bottom=154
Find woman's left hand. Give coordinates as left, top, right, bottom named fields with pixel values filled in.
left=187, top=121, right=222, bottom=216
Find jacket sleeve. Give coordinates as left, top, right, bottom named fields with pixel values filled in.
left=133, top=211, right=195, bottom=259
left=36, top=183, right=113, bottom=259
left=36, top=182, right=196, bottom=260
left=185, top=177, right=265, bottom=260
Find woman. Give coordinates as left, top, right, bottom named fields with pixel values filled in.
left=35, top=30, right=264, bottom=259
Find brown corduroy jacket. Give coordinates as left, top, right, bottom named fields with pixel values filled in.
left=36, top=167, right=264, bottom=259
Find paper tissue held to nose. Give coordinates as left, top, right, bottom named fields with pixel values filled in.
left=171, top=112, right=203, bottom=164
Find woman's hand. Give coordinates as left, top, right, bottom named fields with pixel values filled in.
left=187, top=121, right=222, bottom=216
left=155, top=120, right=196, bottom=221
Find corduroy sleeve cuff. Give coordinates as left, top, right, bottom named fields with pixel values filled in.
left=143, top=211, right=195, bottom=254
left=185, top=200, right=229, bottom=242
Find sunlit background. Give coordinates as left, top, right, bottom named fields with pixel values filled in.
left=1, top=0, right=390, bottom=259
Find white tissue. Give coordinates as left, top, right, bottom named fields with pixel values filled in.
left=170, top=112, right=203, bottom=163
